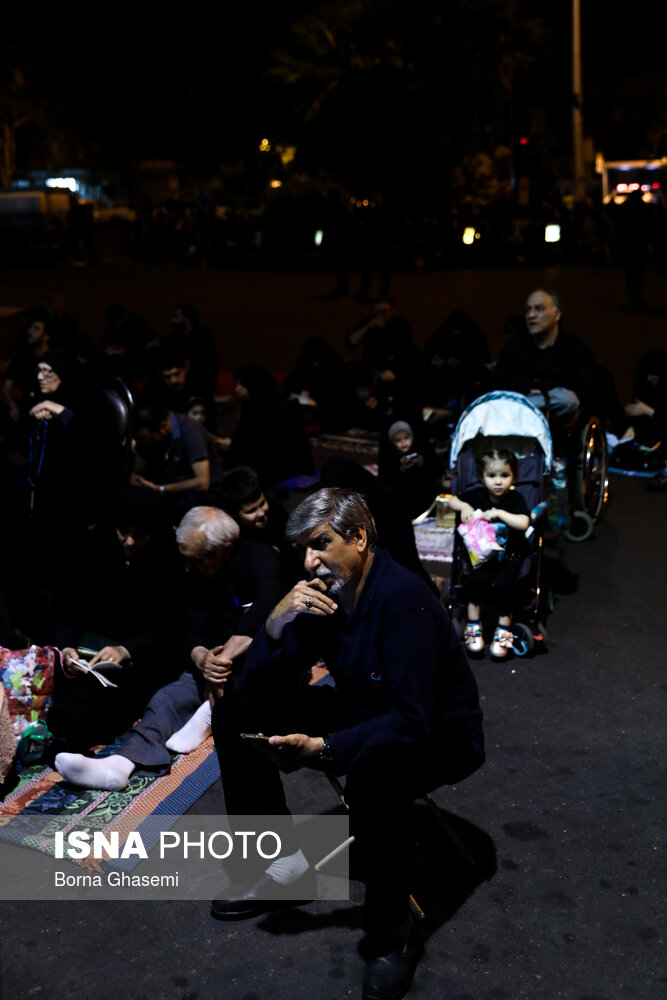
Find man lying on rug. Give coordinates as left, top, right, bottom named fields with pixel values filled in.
left=54, top=505, right=287, bottom=790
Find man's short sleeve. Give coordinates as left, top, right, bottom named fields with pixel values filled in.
left=176, top=413, right=210, bottom=466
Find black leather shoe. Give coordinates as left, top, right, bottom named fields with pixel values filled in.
left=210, top=868, right=316, bottom=921
left=362, top=939, right=423, bottom=1000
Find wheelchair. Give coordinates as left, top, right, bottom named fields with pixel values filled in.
left=542, top=400, right=610, bottom=543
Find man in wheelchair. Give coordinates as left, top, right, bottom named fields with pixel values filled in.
left=493, top=288, right=609, bottom=530
left=494, top=287, right=596, bottom=427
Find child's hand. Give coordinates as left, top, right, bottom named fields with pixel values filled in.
left=459, top=503, right=477, bottom=523
left=480, top=508, right=498, bottom=522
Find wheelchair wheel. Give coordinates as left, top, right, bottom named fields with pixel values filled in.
left=576, top=417, right=609, bottom=523
left=512, top=622, right=535, bottom=657
left=564, top=510, right=594, bottom=543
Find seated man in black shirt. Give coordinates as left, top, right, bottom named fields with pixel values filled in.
left=494, top=289, right=596, bottom=421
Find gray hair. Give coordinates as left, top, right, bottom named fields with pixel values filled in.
left=286, top=488, right=377, bottom=550
left=176, top=506, right=239, bottom=551
left=528, top=288, right=562, bottom=312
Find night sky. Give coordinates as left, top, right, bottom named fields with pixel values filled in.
left=14, top=7, right=310, bottom=166
left=9, top=3, right=665, bottom=173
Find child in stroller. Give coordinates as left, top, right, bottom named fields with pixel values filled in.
left=448, top=446, right=530, bottom=660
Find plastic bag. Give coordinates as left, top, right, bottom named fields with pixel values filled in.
left=457, top=513, right=503, bottom=568
left=0, top=645, right=57, bottom=738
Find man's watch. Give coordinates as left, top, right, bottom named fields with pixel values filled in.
left=317, top=738, right=336, bottom=769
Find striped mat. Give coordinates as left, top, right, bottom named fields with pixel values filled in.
left=0, top=738, right=221, bottom=871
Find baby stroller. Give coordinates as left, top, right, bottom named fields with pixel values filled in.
left=446, top=391, right=552, bottom=657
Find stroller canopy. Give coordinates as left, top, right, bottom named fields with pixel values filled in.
left=450, top=391, right=553, bottom=471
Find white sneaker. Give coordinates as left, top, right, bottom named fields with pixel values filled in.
left=463, top=623, right=484, bottom=656
left=490, top=627, right=514, bottom=660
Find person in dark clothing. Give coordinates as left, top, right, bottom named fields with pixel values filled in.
left=141, top=348, right=201, bottom=415
left=421, top=309, right=490, bottom=421
left=223, top=364, right=313, bottom=488
left=131, top=404, right=223, bottom=513
left=101, top=303, right=154, bottom=381
left=219, top=466, right=303, bottom=585
left=378, top=419, right=444, bottom=520
left=448, top=447, right=530, bottom=661
left=24, top=350, right=120, bottom=564
left=43, top=293, right=80, bottom=354
left=219, top=466, right=288, bottom=542
left=346, top=299, right=422, bottom=427
left=162, top=303, right=219, bottom=399
left=54, top=506, right=287, bottom=789
left=620, top=349, right=667, bottom=488
left=2, top=311, right=51, bottom=423
left=210, top=488, right=484, bottom=1000
left=493, top=289, right=597, bottom=420
left=47, top=488, right=183, bottom=752
left=282, top=337, right=357, bottom=434
left=186, top=395, right=230, bottom=447
left=319, top=456, right=439, bottom=596
left=624, top=349, right=667, bottom=448
left=613, top=190, right=655, bottom=310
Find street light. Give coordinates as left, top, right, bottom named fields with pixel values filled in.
left=572, top=0, right=586, bottom=202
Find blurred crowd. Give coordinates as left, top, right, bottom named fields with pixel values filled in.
left=5, top=185, right=667, bottom=281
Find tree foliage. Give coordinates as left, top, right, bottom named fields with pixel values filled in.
left=266, top=0, right=557, bottom=200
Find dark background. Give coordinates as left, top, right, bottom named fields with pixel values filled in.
left=5, top=3, right=666, bottom=195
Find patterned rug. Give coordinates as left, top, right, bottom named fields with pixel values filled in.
left=0, top=738, right=220, bottom=872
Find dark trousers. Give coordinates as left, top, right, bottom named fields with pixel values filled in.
left=212, top=678, right=477, bottom=935
left=467, top=555, right=525, bottom=618
left=118, top=669, right=205, bottom=770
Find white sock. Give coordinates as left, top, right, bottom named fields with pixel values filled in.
left=55, top=752, right=135, bottom=791
left=265, top=848, right=309, bottom=885
left=165, top=701, right=212, bottom=753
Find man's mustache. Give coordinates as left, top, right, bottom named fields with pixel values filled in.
left=308, top=568, right=333, bottom=582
